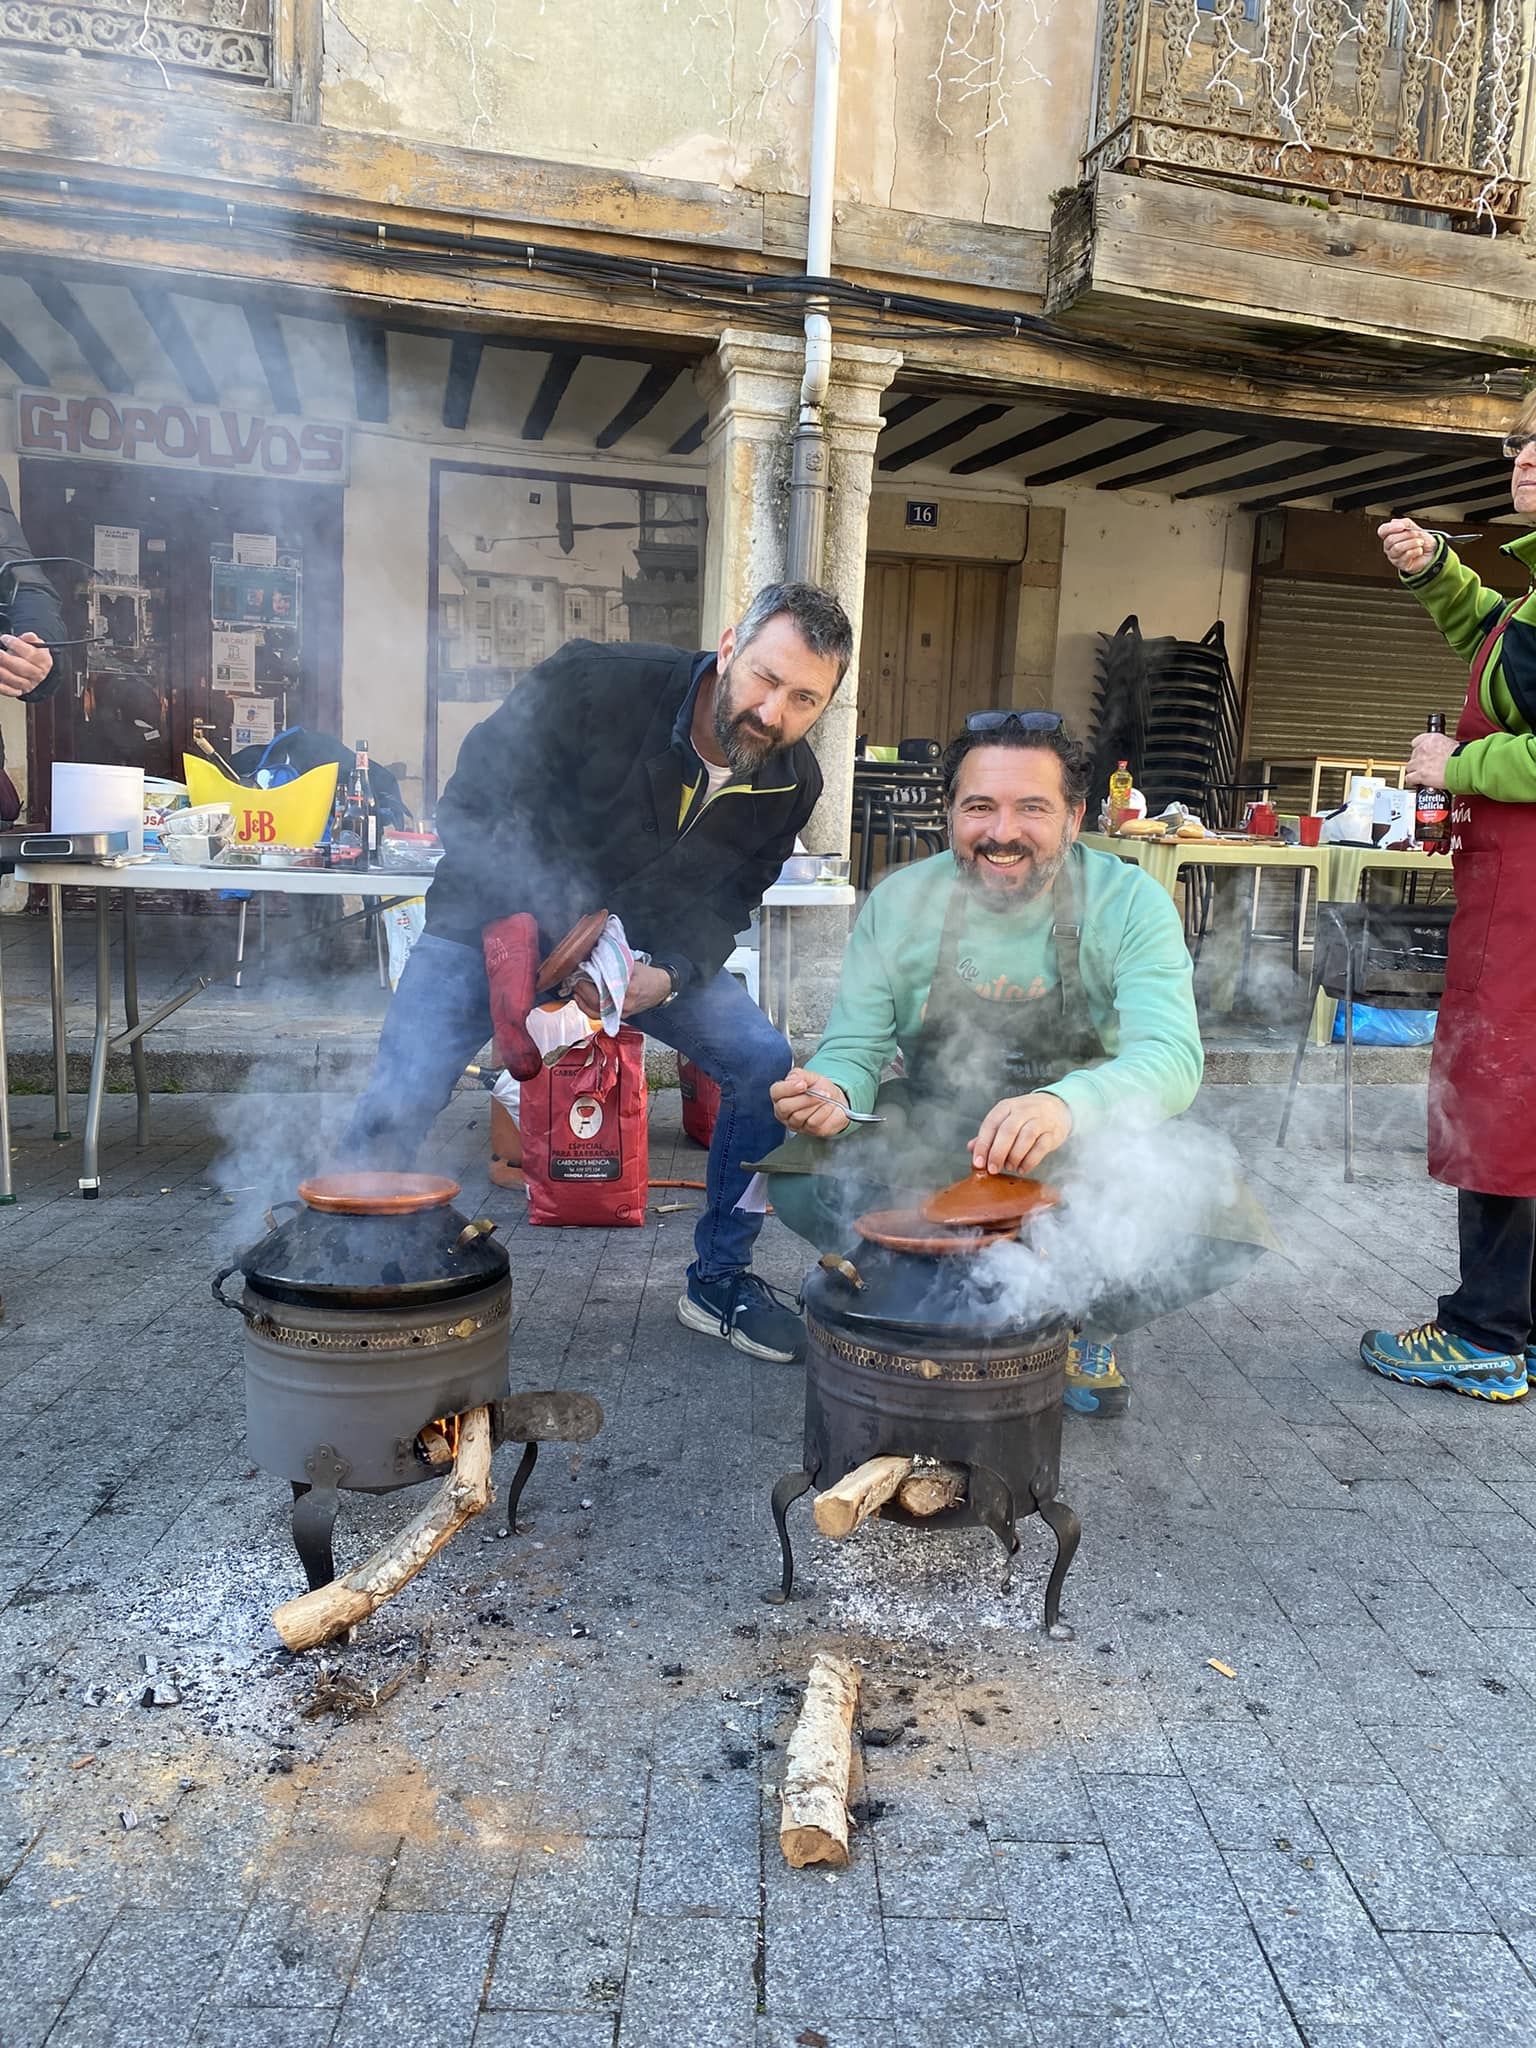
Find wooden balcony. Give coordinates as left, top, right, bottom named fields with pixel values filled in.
left=1086, top=0, right=1530, bottom=232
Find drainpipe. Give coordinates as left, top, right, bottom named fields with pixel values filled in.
left=784, top=0, right=841, bottom=586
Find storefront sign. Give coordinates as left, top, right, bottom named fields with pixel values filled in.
left=16, top=392, right=349, bottom=483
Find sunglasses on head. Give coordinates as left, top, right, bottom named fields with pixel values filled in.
left=965, top=710, right=1064, bottom=735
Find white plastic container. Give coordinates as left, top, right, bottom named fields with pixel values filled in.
left=51, top=762, right=146, bottom=855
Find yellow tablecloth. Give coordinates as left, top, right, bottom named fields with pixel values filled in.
left=1078, top=832, right=1331, bottom=1011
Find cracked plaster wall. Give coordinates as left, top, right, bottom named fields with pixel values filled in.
left=321, top=0, right=1089, bottom=235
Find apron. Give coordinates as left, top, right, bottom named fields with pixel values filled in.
left=758, top=859, right=1277, bottom=1331
left=760, top=859, right=1104, bottom=1191
left=1428, top=606, right=1536, bottom=1196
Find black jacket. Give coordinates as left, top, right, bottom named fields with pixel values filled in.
left=426, top=638, right=823, bottom=986
left=0, top=477, right=64, bottom=701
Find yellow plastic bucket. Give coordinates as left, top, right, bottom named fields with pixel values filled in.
left=182, top=755, right=338, bottom=847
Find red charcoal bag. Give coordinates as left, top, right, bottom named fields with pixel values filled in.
left=678, top=1056, right=720, bottom=1148
left=522, top=1027, right=649, bottom=1227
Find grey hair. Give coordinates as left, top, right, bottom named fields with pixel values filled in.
left=735, top=581, right=854, bottom=683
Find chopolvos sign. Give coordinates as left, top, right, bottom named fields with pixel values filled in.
left=16, top=392, right=349, bottom=483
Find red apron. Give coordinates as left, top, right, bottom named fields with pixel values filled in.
left=1428, top=605, right=1536, bottom=1195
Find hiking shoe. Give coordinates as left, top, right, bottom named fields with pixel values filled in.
left=677, top=1265, right=804, bottom=1363
left=1360, top=1323, right=1527, bottom=1402
left=1064, top=1338, right=1129, bottom=1418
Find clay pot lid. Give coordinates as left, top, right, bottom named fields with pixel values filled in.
left=854, top=1207, right=1018, bottom=1257
left=297, top=1171, right=462, bottom=1215
left=536, top=908, right=610, bottom=994
left=920, top=1169, right=1061, bottom=1229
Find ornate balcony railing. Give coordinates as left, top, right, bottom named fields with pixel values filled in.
left=1087, top=0, right=1531, bottom=230
left=0, top=0, right=272, bottom=85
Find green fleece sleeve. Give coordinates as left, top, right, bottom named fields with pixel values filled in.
left=802, top=891, right=903, bottom=1118
left=1401, top=542, right=1509, bottom=664
left=1444, top=729, right=1536, bottom=802
left=1043, top=877, right=1203, bottom=1137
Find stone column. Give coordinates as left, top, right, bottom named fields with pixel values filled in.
left=694, top=329, right=902, bottom=1040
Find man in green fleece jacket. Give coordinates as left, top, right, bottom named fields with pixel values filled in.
left=765, top=713, right=1223, bottom=1418
left=1360, top=469, right=1536, bottom=1404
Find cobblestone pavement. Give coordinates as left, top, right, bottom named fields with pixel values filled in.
left=3, top=1080, right=1535, bottom=2048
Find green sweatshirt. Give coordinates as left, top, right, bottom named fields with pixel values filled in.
left=807, top=845, right=1204, bottom=1138
left=1402, top=527, right=1536, bottom=802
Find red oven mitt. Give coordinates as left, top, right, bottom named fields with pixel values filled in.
left=482, top=911, right=543, bottom=1080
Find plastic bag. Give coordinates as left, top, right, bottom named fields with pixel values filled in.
left=1331, top=1003, right=1438, bottom=1045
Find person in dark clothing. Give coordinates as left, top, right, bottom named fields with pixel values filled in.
left=0, top=476, right=66, bottom=818
left=345, top=581, right=852, bottom=1364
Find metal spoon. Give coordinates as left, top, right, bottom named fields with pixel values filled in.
left=1424, top=530, right=1481, bottom=542
left=805, top=1086, right=884, bottom=1125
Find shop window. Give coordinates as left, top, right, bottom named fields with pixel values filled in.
left=428, top=460, right=705, bottom=802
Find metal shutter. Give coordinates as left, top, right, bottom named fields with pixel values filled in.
left=1245, top=575, right=1468, bottom=809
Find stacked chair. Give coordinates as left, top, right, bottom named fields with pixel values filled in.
left=1088, top=616, right=1245, bottom=825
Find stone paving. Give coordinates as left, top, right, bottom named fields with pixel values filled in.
left=2, top=1078, right=1536, bottom=2047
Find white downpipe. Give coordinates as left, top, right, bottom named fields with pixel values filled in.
left=785, top=0, right=841, bottom=584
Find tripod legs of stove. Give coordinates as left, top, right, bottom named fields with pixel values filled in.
left=763, top=1468, right=815, bottom=1604
left=1036, top=1494, right=1081, bottom=1641
left=505, top=1440, right=538, bottom=1533
left=969, top=1463, right=1021, bottom=1594
left=289, top=1480, right=339, bottom=1593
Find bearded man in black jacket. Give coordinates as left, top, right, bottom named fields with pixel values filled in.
left=347, top=581, right=852, bottom=1364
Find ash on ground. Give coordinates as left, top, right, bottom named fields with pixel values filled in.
left=813, top=1518, right=1062, bottom=1651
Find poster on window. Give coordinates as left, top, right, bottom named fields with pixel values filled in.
left=211, top=555, right=301, bottom=631
left=233, top=531, right=278, bottom=568
left=212, top=628, right=258, bottom=688
left=93, top=524, right=140, bottom=582
left=230, top=696, right=277, bottom=749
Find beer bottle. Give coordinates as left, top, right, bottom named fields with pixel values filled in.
left=326, top=780, right=347, bottom=866
left=354, top=739, right=379, bottom=865
left=336, top=757, right=367, bottom=866
left=1415, top=712, right=1450, bottom=849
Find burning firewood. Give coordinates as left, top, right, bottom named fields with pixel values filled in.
left=896, top=1462, right=967, bottom=1518
left=271, top=1405, right=494, bottom=1652
left=779, top=1652, right=861, bottom=1869
left=812, top=1456, right=915, bottom=1540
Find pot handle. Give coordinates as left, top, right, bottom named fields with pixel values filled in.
left=457, top=1216, right=499, bottom=1247
left=211, top=1262, right=257, bottom=1321
left=261, top=1198, right=302, bottom=1234
left=818, top=1252, right=865, bottom=1292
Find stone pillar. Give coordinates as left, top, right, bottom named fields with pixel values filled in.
left=694, top=329, right=902, bottom=1041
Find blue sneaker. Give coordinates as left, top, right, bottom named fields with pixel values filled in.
left=1360, top=1323, right=1527, bottom=1403
left=1064, top=1338, right=1129, bottom=1418
left=677, top=1265, right=804, bottom=1363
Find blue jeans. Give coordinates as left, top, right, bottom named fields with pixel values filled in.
left=344, top=933, right=791, bottom=1280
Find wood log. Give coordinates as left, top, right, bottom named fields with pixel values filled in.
left=813, top=1455, right=914, bottom=1540
left=896, top=1464, right=967, bottom=1518
left=271, top=1405, right=494, bottom=1653
left=779, top=1653, right=861, bottom=1869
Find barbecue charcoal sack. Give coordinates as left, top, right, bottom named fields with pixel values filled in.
left=523, top=1027, right=648, bottom=1227
left=678, top=1055, right=720, bottom=1148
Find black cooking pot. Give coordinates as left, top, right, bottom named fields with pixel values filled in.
left=217, top=1173, right=509, bottom=1313
left=806, top=1233, right=1061, bottom=1346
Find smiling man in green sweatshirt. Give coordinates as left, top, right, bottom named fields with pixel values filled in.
left=765, top=712, right=1266, bottom=1417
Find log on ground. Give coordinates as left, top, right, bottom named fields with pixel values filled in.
left=779, top=1651, right=862, bottom=1869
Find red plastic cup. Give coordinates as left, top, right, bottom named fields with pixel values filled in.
left=1246, top=802, right=1278, bottom=838
left=1298, top=814, right=1323, bottom=847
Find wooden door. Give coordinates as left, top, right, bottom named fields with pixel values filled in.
left=858, top=557, right=1009, bottom=748
left=20, top=460, right=342, bottom=796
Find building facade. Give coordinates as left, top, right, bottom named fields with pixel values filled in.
left=0, top=0, right=1529, bottom=844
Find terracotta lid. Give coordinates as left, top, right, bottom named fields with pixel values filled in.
left=854, top=1207, right=1017, bottom=1257
left=535, top=908, right=610, bottom=994
left=921, top=1169, right=1060, bottom=1229
left=297, top=1171, right=462, bottom=1215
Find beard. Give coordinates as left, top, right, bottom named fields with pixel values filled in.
left=712, top=657, right=782, bottom=775
left=953, top=830, right=1071, bottom=910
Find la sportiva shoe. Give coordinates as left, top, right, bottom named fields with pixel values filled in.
left=1064, top=1338, right=1129, bottom=1418
left=1359, top=1322, right=1527, bottom=1402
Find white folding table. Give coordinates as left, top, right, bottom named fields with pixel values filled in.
left=10, top=858, right=434, bottom=1199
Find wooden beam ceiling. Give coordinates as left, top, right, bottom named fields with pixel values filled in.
left=130, top=286, right=218, bottom=405
left=345, top=317, right=389, bottom=424
left=30, top=278, right=131, bottom=392
left=595, top=362, right=681, bottom=449
left=442, top=333, right=483, bottom=431
left=880, top=404, right=1011, bottom=473
left=244, top=303, right=300, bottom=416
left=948, top=410, right=1100, bottom=476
